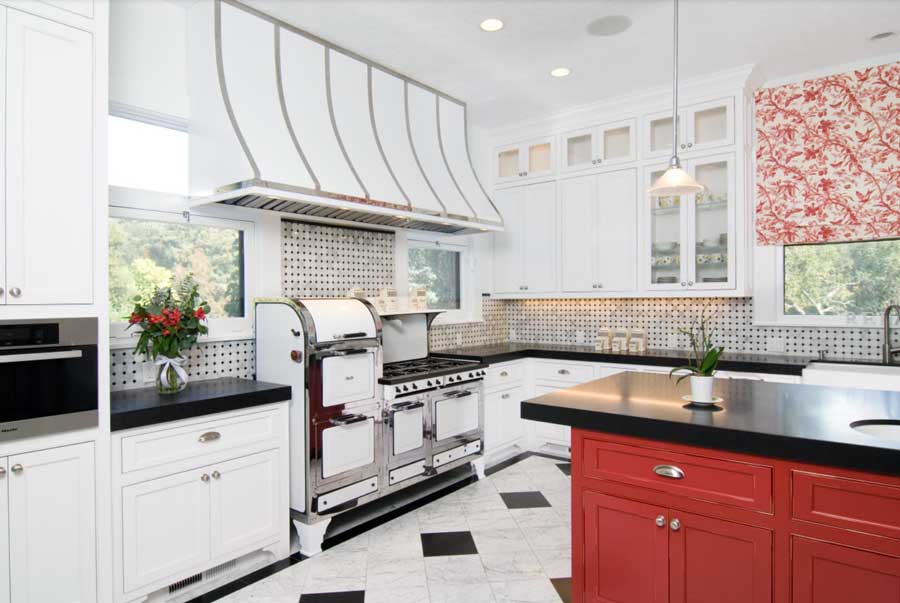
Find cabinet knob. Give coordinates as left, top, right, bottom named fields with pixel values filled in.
left=680, top=143, right=686, bottom=149
left=499, top=371, right=509, bottom=377
left=201, top=473, right=210, bottom=482
left=687, top=280, right=694, bottom=286
left=0, top=288, right=4, bottom=297
left=670, top=518, right=681, bottom=531
left=0, top=467, right=6, bottom=478
left=680, top=281, right=687, bottom=287
left=212, top=470, right=221, bottom=480
left=597, top=158, right=602, bottom=164
left=596, top=283, right=602, bottom=289
left=10, top=464, right=23, bottom=474
left=687, top=142, right=693, bottom=148
left=9, top=287, right=21, bottom=298
left=655, top=514, right=666, bottom=527
left=523, top=171, right=528, bottom=176
left=501, top=393, right=510, bottom=400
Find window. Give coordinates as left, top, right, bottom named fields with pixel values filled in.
left=108, top=206, right=255, bottom=343
left=783, top=239, right=900, bottom=318
left=408, top=245, right=462, bottom=310
left=108, top=115, right=188, bottom=195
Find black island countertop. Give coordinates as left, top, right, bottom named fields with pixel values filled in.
left=111, top=377, right=292, bottom=431
left=521, top=371, right=900, bottom=476
left=436, top=342, right=814, bottom=376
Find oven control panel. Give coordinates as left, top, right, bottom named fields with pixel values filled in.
left=385, top=370, right=486, bottom=400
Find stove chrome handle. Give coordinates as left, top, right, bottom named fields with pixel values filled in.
left=332, top=331, right=367, bottom=340
left=445, top=390, right=473, bottom=399
left=329, top=414, right=369, bottom=426
left=393, top=401, right=425, bottom=411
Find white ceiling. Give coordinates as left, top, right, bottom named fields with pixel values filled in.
left=243, top=1, right=900, bottom=130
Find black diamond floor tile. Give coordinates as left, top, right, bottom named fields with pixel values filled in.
left=551, top=577, right=573, bottom=603
left=556, top=463, right=572, bottom=476
left=421, top=530, right=478, bottom=556
left=500, top=491, right=552, bottom=509
left=299, top=591, right=366, bottom=603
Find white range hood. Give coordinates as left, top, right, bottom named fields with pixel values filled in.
left=188, top=0, right=503, bottom=234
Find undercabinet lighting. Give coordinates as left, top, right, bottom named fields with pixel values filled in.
left=550, top=67, right=572, bottom=78
left=480, top=18, right=504, bottom=32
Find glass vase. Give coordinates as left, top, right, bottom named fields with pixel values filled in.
left=155, top=354, right=188, bottom=395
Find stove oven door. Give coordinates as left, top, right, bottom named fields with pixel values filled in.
left=313, top=409, right=381, bottom=489
left=388, top=399, right=426, bottom=461
left=432, top=386, right=481, bottom=445
left=321, top=350, right=377, bottom=408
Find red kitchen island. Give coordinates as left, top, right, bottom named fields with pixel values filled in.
left=521, top=371, right=900, bottom=603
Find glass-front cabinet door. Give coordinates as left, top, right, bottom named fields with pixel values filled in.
left=494, top=136, right=556, bottom=186
left=687, top=153, right=735, bottom=290
left=561, top=127, right=596, bottom=173
left=686, top=98, right=734, bottom=154
left=561, top=120, right=635, bottom=174
left=599, top=119, right=636, bottom=166
left=643, top=111, right=684, bottom=159
left=645, top=165, right=687, bottom=290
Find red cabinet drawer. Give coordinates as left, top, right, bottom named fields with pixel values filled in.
left=580, top=438, right=772, bottom=512
left=793, top=471, right=900, bottom=540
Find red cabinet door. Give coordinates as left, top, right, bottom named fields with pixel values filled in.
left=669, top=510, right=772, bottom=603
left=793, top=536, right=900, bottom=603
left=581, top=490, right=668, bottom=603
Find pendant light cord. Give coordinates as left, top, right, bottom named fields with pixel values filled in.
left=671, top=0, right=679, bottom=168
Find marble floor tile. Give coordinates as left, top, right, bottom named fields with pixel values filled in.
left=490, top=578, right=563, bottom=603
left=533, top=548, right=572, bottom=579
left=479, top=550, right=545, bottom=582
left=471, top=526, right=532, bottom=554
left=428, top=581, right=496, bottom=603
left=424, top=554, right=488, bottom=585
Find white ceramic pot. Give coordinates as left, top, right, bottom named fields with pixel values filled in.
left=690, top=375, right=715, bottom=403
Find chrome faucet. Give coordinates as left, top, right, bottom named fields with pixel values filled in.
left=883, top=305, right=900, bottom=364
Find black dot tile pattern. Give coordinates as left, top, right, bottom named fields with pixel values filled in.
left=299, top=592, right=366, bottom=603
left=420, top=530, right=479, bottom=557
left=500, top=491, right=552, bottom=509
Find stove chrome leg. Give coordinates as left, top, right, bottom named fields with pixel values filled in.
left=470, top=457, right=486, bottom=480
left=294, top=517, right=331, bottom=557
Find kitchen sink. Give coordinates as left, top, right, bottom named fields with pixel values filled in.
left=850, top=420, right=900, bottom=441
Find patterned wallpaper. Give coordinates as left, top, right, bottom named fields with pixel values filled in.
left=756, top=60, right=900, bottom=245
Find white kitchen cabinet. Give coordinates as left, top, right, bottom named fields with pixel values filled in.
left=485, top=386, right=525, bottom=454
left=532, top=384, right=571, bottom=447
left=560, top=169, right=637, bottom=293
left=643, top=97, right=734, bottom=159
left=492, top=181, right=557, bottom=294
left=0, top=457, right=9, bottom=603
left=494, top=136, right=555, bottom=187
left=7, top=442, right=96, bottom=603
left=643, top=153, right=736, bottom=292
left=560, top=118, right=636, bottom=174
left=122, top=467, right=212, bottom=592
left=3, top=8, right=94, bottom=305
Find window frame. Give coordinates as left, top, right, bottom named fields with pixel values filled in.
left=397, top=232, right=478, bottom=325
left=754, top=242, right=886, bottom=328
left=108, top=197, right=257, bottom=348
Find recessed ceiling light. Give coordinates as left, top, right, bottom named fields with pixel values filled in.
left=587, top=15, right=632, bottom=37
left=550, top=67, right=572, bottom=78
left=870, top=31, right=896, bottom=41
left=479, top=18, right=504, bottom=32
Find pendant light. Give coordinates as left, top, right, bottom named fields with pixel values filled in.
left=648, top=0, right=704, bottom=197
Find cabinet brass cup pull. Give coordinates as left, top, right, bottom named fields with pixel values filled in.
left=198, top=431, right=221, bottom=443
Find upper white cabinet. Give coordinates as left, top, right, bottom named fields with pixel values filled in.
left=6, top=442, right=96, bottom=603
left=494, top=136, right=555, bottom=187
left=643, top=153, right=736, bottom=292
left=643, top=97, right=734, bottom=159
left=560, top=169, right=637, bottom=293
left=492, top=181, right=557, bottom=293
left=2, top=8, right=94, bottom=305
left=560, top=119, right=636, bottom=174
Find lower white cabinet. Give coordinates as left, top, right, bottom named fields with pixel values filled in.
left=532, top=384, right=572, bottom=447
left=3, top=442, right=96, bottom=603
left=484, top=385, right=525, bottom=453
left=113, top=403, right=289, bottom=603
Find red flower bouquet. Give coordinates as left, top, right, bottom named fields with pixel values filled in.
left=127, top=277, right=210, bottom=394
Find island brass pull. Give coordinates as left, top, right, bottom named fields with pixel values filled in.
left=198, top=431, right=221, bottom=443
left=655, top=514, right=666, bottom=527
left=653, top=464, right=685, bottom=480
left=670, top=518, right=681, bottom=531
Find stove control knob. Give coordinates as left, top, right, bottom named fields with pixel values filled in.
left=395, top=387, right=402, bottom=394
left=412, top=383, right=418, bottom=390
left=468, top=372, right=474, bottom=378
left=427, top=380, right=433, bottom=387
left=403, top=385, right=409, bottom=392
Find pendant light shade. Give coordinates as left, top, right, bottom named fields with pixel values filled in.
left=647, top=0, right=705, bottom=197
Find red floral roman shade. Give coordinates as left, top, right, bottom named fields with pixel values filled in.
left=755, top=61, right=900, bottom=245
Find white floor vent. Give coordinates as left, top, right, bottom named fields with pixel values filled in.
left=145, top=550, right=275, bottom=603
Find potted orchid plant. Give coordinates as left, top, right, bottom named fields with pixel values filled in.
left=669, top=306, right=725, bottom=404
left=126, top=277, right=210, bottom=395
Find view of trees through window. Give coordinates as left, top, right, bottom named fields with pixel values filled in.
left=783, top=239, right=900, bottom=316
left=109, top=217, right=245, bottom=321
left=408, top=246, right=461, bottom=310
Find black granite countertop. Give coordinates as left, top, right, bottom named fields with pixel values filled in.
left=111, top=377, right=292, bottom=431
left=521, top=371, right=900, bottom=476
left=435, top=342, right=814, bottom=376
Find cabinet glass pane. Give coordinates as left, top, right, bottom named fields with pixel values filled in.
left=693, top=106, right=728, bottom=145
left=694, top=161, right=729, bottom=284
left=529, top=142, right=552, bottom=172
left=650, top=116, right=678, bottom=153
left=603, top=126, right=631, bottom=160
left=567, top=134, right=592, bottom=167
left=498, top=149, right=520, bottom=178
left=650, top=169, right=683, bottom=285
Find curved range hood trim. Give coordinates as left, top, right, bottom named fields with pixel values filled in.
left=191, top=0, right=502, bottom=234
